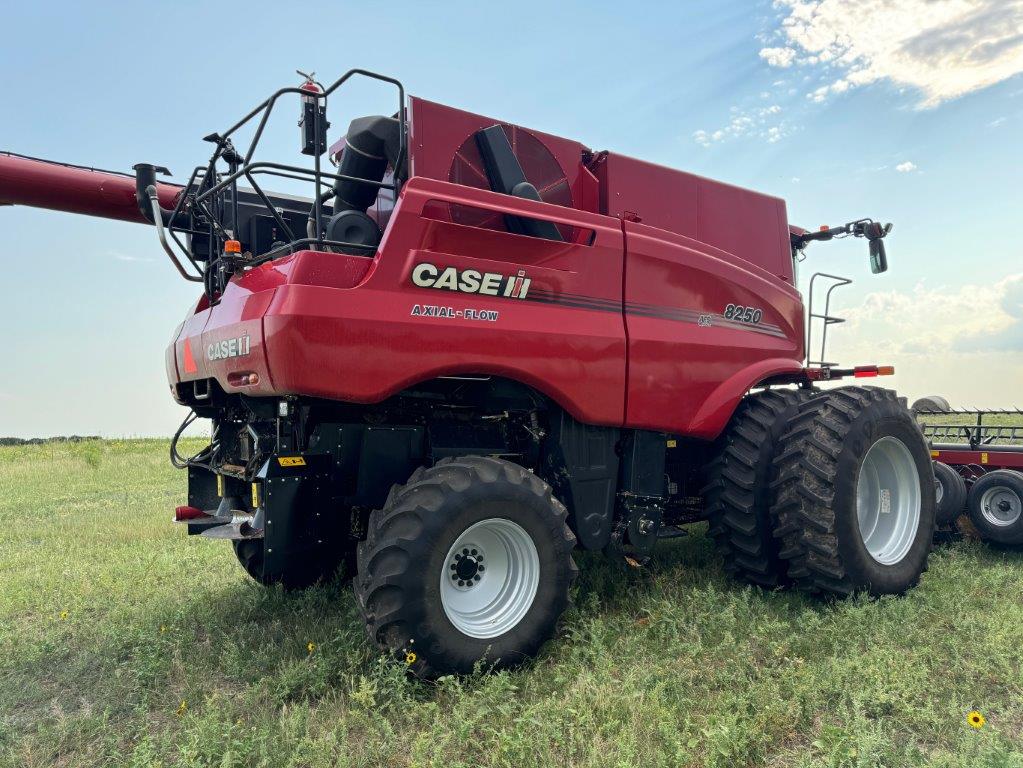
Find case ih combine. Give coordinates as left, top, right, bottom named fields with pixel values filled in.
left=1, top=69, right=934, bottom=675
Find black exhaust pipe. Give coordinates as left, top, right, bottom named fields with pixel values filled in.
left=311, top=116, right=400, bottom=255
left=332, top=115, right=401, bottom=212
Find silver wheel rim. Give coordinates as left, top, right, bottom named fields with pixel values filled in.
left=935, top=478, right=944, bottom=505
left=856, top=436, right=922, bottom=565
left=440, top=518, right=540, bottom=639
left=979, top=485, right=1022, bottom=527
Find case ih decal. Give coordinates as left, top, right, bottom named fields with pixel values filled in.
left=207, top=334, right=251, bottom=361
left=411, top=262, right=531, bottom=299
left=410, top=304, right=499, bottom=322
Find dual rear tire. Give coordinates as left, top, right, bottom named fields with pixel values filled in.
left=707, top=386, right=936, bottom=597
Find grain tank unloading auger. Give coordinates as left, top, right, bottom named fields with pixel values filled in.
left=2, top=69, right=928, bottom=677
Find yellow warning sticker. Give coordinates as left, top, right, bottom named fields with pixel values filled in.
left=216, top=474, right=224, bottom=497
left=251, top=483, right=260, bottom=508
left=981, top=452, right=989, bottom=464
left=666, top=439, right=678, bottom=448
left=278, top=456, right=306, bottom=467
left=930, top=450, right=939, bottom=458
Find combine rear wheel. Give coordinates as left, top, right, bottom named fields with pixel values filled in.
left=967, top=470, right=1023, bottom=545
left=354, top=456, right=577, bottom=677
left=702, top=388, right=811, bottom=587
left=772, top=387, right=936, bottom=596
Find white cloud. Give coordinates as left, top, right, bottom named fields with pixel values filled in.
left=988, top=116, right=1008, bottom=127
left=693, top=105, right=792, bottom=146
left=760, top=0, right=1023, bottom=108
left=895, top=161, right=917, bottom=173
left=840, top=274, right=1023, bottom=355
left=823, top=274, right=1023, bottom=407
left=760, top=46, right=797, bottom=68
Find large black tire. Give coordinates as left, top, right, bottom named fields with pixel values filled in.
left=354, top=456, right=577, bottom=677
left=967, top=470, right=1023, bottom=545
left=702, top=388, right=811, bottom=587
left=933, top=461, right=967, bottom=526
left=772, top=386, right=936, bottom=596
left=233, top=539, right=352, bottom=590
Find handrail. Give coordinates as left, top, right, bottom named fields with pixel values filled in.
left=146, top=186, right=202, bottom=282
left=153, top=68, right=406, bottom=294
left=806, top=272, right=852, bottom=367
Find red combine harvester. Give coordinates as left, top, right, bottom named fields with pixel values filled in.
left=1, top=69, right=931, bottom=675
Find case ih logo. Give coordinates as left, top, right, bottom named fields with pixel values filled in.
left=411, top=262, right=531, bottom=299
left=207, top=334, right=251, bottom=361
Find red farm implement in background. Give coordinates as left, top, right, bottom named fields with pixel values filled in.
left=915, top=399, right=1023, bottom=545
left=3, top=68, right=940, bottom=676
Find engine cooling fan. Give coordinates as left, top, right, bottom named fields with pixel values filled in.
left=447, top=124, right=574, bottom=239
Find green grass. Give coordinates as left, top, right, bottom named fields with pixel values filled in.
left=2, top=440, right=1022, bottom=768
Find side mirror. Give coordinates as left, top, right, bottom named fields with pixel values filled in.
left=863, top=221, right=892, bottom=274
left=869, top=238, right=888, bottom=274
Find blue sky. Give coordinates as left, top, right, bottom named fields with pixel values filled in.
left=2, top=0, right=1021, bottom=437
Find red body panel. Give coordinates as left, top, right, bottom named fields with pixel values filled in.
left=597, top=152, right=794, bottom=283
left=169, top=175, right=804, bottom=438
left=175, top=177, right=627, bottom=425
left=622, top=220, right=803, bottom=437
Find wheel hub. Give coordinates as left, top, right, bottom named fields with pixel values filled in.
left=440, top=518, right=540, bottom=639
left=450, top=547, right=485, bottom=587
left=980, top=486, right=1022, bottom=527
left=856, top=436, right=922, bottom=565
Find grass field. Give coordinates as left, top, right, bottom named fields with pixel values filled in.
left=2, top=440, right=1022, bottom=768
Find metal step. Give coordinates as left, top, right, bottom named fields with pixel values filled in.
left=201, top=514, right=264, bottom=541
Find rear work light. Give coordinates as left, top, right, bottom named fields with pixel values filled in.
left=228, top=371, right=260, bottom=386
left=853, top=365, right=895, bottom=378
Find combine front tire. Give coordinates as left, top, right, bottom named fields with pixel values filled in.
left=772, top=387, right=936, bottom=596
left=967, top=470, right=1023, bottom=545
left=354, top=456, right=577, bottom=677
left=702, top=388, right=810, bottom=587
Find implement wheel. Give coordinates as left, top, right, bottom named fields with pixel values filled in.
left=933, top=461, right=968, bottom=527
left=354, top=456, right=577, bottom=677
left=967, top=470, right=1023, bottom=545
left=772, top=386, right=936, bottom=596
